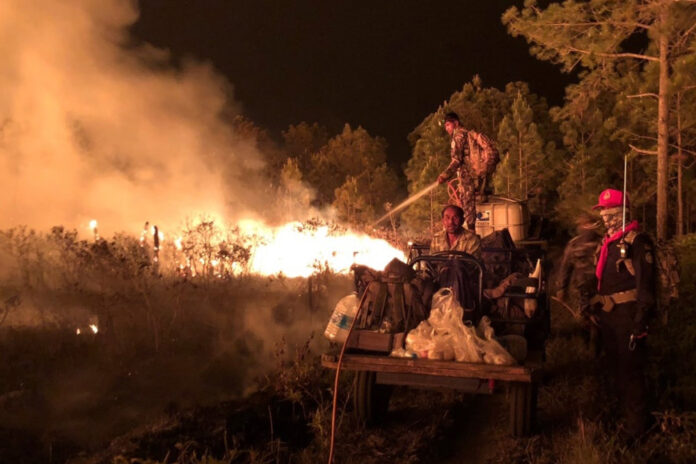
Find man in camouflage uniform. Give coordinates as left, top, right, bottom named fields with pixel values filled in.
left=437, top=112, right=478, bottom=231
left=430, top=205, right=481, bottom=259
left=556, top=212, right=603, bottom=354
left=591, top=188, right=656, bottom=441
left=557, top=212, right=603, bottom=300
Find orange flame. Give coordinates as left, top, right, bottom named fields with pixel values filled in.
left=237, top=220, right=404, bottom=277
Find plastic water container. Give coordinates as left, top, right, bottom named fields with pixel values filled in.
left=324, top=294, right=359, bottom=343
left=475, top=196, right=529, bottom=242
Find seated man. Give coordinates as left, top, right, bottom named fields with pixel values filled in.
left=431, top=205, right=481, bottom=259
left=430, top=205, right=482, bottom=320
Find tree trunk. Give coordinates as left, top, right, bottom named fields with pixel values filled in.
left=518, top=133, right=524, bottom=199
left=656, top=6, right=670, bottom=240
left=676, top=95, right=684, bottom=237
left=430, top=188, right=434, bottom=234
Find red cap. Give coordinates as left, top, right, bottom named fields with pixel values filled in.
left=592, top=188, right=629, bottom=210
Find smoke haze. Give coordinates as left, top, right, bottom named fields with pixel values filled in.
left=0, top=0, right=290, bottom=235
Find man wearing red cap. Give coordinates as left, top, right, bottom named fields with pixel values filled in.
left=590, top=188, right=656, bottom=441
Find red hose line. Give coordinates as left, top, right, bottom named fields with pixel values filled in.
left=328, top=285, right=371, bottom=464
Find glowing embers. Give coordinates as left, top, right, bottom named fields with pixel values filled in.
left=76, top=323, right=99, bottom=335
left=89, top=219, right=99, bottom=241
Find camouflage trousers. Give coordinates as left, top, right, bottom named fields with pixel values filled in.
left=455, top=170, right=477, bottom=227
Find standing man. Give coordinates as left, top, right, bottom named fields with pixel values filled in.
left=591, top=188, right=655, bottom=441
left=437, top=112, right=478, bottom=231
left=556, top=212, right=603, bottom=354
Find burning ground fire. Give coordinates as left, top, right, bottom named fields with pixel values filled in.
left=237, top=220, right=404, bottom=277
left=90, top=217, right=405, bottom=278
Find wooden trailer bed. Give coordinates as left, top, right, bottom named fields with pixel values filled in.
left=322, top=352, right=542, bottom=436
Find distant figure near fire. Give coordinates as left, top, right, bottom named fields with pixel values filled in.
left=436, top=112, right=499, bottom=231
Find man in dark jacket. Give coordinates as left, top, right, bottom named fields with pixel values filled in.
left=591, top=188, right=655, bottom=441
left=556, top=212, right=603, bottom=353
left=557, top=212, right=603, bottom=310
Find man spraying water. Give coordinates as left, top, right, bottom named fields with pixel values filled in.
left=436, top=112, right=499, bottom=231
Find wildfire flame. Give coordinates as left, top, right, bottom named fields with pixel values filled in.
left=89, top=219, right=99, bottom=241
left=237, top=220, right=404, bottom=277
left=128, top=217, right=404, bottom=278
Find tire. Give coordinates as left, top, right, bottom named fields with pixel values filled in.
left=509, top=382, right=531, bottom=437
left=353, top=371, right=392, bottom=425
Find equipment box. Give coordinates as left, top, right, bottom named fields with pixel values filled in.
left=346, top=330, right=405, bottom=353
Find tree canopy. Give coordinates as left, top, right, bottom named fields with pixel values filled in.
left=504, top=0, right=696, bottom=239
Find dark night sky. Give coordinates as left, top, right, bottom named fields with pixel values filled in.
left=132, top=1, right=574, bottom=167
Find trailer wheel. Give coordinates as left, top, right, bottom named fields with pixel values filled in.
left=353, top=371, right=391, bottom=425
left=509, top=382, right=532, bottom=437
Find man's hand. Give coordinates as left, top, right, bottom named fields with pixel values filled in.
left=437, top=173, right=448, bottom=185
left=633, top=321, right=648, bottom=338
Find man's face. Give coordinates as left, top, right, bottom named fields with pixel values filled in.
left=442, top=208, right=463, bottom=234
left=444, top=120, right=456, bottom=135
left=599, top=206, right=622, bottom=232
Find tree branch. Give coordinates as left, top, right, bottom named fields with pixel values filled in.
left=630, top=144, right=696, bottom=157
left=627, top=93, right=659, bottom=99
left=566, top=46, right=659, bottom=62
left=629, top=144, right=658, bottom=155
left=676, top=21, right=696, bottom=47
left=538, top=21, right=651, bottom=31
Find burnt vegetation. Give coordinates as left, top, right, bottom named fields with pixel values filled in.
left=0, top=225, right=695, bottom=464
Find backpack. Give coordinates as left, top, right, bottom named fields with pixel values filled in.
left=623, top=231, right=680, bottom=322
left=352, top=259, right=428, bottom=334
left=467, top=131, right=500, bottom=178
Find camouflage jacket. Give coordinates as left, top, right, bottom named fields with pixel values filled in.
left=440, top=127, right=473, bottom=181
left=431, top=229, right=481, bottom=260
left=557, top=228, right=602, bottom=294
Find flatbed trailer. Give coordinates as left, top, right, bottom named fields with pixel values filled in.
left=322, top=351, right=542, bottom=436
left=324, top=247, right=548, bottom=437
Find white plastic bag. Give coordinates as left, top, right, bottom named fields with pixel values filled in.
left=403, top=287, right=517, bottom=365
left=429, top=288, right=464, bottom=329
left=405, top=320, right=435, bottom=357
left=476, top=316, right=516, bottom=365
left=452, top=324, right=485, bottom=362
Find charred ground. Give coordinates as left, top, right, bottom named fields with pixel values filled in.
left=1, top=227, right=696, bottom=464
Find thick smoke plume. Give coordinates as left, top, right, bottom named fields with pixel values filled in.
left=0, top=0, right=294, bottom=235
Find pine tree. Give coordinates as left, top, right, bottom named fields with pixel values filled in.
left=494, top=93, right=546, bottom=204
left=504, top=0, right=696, bottom=239
left=308, top=124, right=388, bottom=206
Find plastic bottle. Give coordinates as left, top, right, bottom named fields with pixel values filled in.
left=324, top=294, right=359, bottom=343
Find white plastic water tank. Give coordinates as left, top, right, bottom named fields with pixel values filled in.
left=475, top=196, right=529, bottom=242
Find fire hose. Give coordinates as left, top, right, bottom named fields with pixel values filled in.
left=328, top=287, right=371, bottom=464
left=550, top=295, right=599, bottom=327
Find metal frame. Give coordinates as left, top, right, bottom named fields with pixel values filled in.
left=409, top=251, right=484, bottom=311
